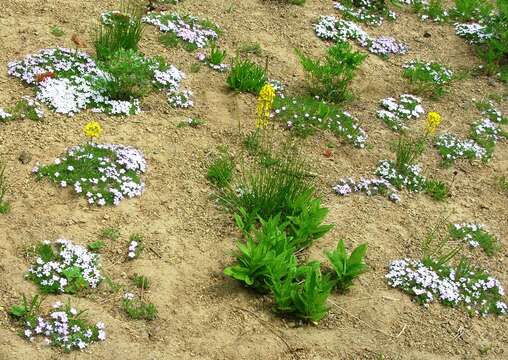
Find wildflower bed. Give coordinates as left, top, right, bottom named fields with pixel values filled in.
left=0, top=0, right=507, bottom=358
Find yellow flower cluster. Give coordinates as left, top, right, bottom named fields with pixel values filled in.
left=425, top=111, right=442, bottom=136
left=83, top=121, right=103, bottom=140
left=256, top=83, right=276, bottom=129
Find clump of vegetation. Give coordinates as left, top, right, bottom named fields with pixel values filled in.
left=177, top=117, right=205, bottom=128
left=133, top=274, right=150, bottom=289
left=478, top=0, right=508, bottom=81
left=449, top=223, right=500, bottom=256
left=224, top=215, right=297, bottom=293
left=207, top=148, right=235, bottom=188
left=219, top=148, right=315, bottom=225
left=197, top=43, right=229, bottom=72
left=326, top=240, right=368, bottom=293
left=237, top=41, right=262, bottom=56
left=413, top=0, right=448, bottom=22
left=226, top=58, right=267, bottom=93
left=101, top=227, right=121, bottom=241
left=10, top=295, right=106, bottom=352
left=296, top=42, right=366, bottom=103
left=403, top=60, right=454, bottom=98
left=281, top=0, right=305, bottom=5
left=376, top=95, right=424, bottom=132
left=50, top=25, right=65, bottom=37
left=450, top=0, right=494, bottom=22
left=95, top=1, right=144, bottom=61
left=144, top=12, right=220, bottom=51
left=26, top=239, right=102, bottom=294
left=335, top=0, right=396, bottom=26
left=497, top=175, right=508, bottom=194
left=216, top=139, right=367, bottom=323
left=272, top=96, right=368, bottom=148
left=376, top=136, right=449, bottom=200
left=376, top=136, right=427, bottom=192
left=469, top=118, right=507, bottom=158
left=34, top=141, right=146, bottom=206
left=0, top=97, right=44, bottom=122
left=127, top=233, right=144, bottom=260
left=271, top=261, right=334, bottom=323
left=0, top=162, right=10, bottom=214
left=122, top=292, right=157, bottom=320
left=94, top=49, right=160, bottom=100
left=424, top=179, right=449, bottom=201
left=387, top=226, right=507, bottom=316
left=88, top=240, right=106, bottom=252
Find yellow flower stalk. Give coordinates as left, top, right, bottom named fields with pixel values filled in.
left=425, top=111, right=442, bottom=136
left=256, top=83, right=276, bottom=129
left=83, top=121, right=103, bottom=140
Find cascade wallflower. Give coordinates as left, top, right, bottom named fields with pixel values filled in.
left=256, top=83, right=275, bottom=129
left=425, top=111, right=442, bottom=136
left=84, top=121, right=103, bottom=140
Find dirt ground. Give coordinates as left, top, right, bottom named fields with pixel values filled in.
left=0, top=0, right=507, bottom=359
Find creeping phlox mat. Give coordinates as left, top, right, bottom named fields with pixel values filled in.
left=27, top=239, right=102, bottom=294
left=33, top=143, right=147, bottom=206
left=314, top=16, right=408, bottom=57
left=8, top=48, right=186, bottom=116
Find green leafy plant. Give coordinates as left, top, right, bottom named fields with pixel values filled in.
left=449, top=223, right=499, bottom=256
left=101, top=227, right=120, bottom=241
left=424, top=179, right=449, bottom=201
left=10, top=296, right=106, bottom=352
left=0, top=162, right=10, bottom=214
left=159, top=32, right=180, bottom=48
left=497, top=175, right=508, bottom=194
left=27, top=240, right=102, bottom=294
left=177, top=117, right=205, bottom=128
left=50, top=25, right=65, bottom=37
left=296, top=42, right=366, bottom=103
left=226, top=58, right=267, bottom=94
left=219, top=148, right=313, bottom=221
left=326, top=240, right=368, bottom=293
left=403, top=60, right=454, bottom=98
left=88, top=240, right=106, bottom=252
left=207, top=43, right=227, bottom=65
left=286, top=192, right=334, bottom=251
left=427, top=0, right=448, bottom=22
left=207, top=148, right=235, bottom=188
left=272, top=95, right=367, bottom=148
left=95, top=49, right=159, bottom=100
left=9, top=294, right=43, bottom=322
left=122, top=293, right=158, bottom=320
left=94, top=1, right=144, bottom=61
left=271, top=262, right=333, bottom=323
left=224, top=215, right=296, bottom=293
left=133, top=274, right=150, bottom=289
left=450, top=0, right=493, bottom=22
left=478, top=0, right=508, bottom=78
left=237, top=41, right=262, bottom=56
left=394, top=136, right=426, bottom=173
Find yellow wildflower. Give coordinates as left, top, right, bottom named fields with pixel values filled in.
left=425, top=111, right=442, bottom=136
left=83, top=121, right=103, bottom=139
left=256, top=83, right=276, bottom=129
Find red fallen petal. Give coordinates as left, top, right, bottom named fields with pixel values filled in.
left=36, top=71, right=56, bottom=83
